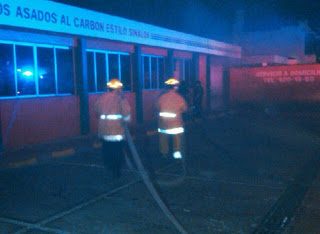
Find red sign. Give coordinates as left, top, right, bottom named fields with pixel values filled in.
left=230, top=64, right=320, bottom=104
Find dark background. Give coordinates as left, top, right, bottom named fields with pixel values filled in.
left=52, top=0, right=320, bottom=42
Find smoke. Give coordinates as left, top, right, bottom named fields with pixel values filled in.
left=173, top=0, right=234, bottom=41
left=52, top=0, right=319, bottom=41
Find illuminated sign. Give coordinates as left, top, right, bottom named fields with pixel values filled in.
left=0, top=0, right=240, bottom=58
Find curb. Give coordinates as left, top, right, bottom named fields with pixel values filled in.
left=52, top=148, right=76, bottom=158
left=8, top=157, right=37, bottom=168
left=2, top=143, right=95, bottom=170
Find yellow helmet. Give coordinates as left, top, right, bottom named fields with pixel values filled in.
left=165, top=78, right=179, bottom=86
left=107, top=78, right=123, bottom=89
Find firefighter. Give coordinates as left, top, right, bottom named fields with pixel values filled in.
left=94, top=78, right=131, bottom=179
left=156, top=78, right=188, bottom=159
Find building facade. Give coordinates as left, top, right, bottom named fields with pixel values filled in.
left=0, top=0, right=240, bottom=148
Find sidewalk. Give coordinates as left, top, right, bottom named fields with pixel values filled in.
left=0, top=109, right=227, bottom=170
left=0, top=121, right=155, bottom=170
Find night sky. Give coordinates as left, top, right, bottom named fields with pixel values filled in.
left=53, top=0, right=320, bottom=42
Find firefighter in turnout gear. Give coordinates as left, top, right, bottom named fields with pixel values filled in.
left=94, top=78, right=131, bottom=179
left=156, top=78, right=188, bottom=159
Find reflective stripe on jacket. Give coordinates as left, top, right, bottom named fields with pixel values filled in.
left=94, top=90, right=131, bottom=140
left=157, top=89, right=187, bottom=131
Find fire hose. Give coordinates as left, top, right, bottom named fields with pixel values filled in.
left=124, top=122, right=187, bottom=234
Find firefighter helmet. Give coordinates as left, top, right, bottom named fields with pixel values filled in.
left=165, top=78, right=179, bottom=86
left=107, top=78, right=123, bottom=89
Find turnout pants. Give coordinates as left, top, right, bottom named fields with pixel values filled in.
left=101, top=140, right=125, bottom=178
left=159, top=132, right=185, bottom=158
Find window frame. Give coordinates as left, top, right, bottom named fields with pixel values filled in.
left=0, top=40, right=73, bottom=99
left=173, top=57, right=192, bottom=86
left=86, top=49, right=131, bottom=93
left=174, top=58, right=187, bottom=81
left=141, top=54, right=164, bottom=90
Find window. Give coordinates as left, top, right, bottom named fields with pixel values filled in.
left=16, top=45, right=36, bottom=95
left=143, top=56, right=150, bottom=89
left=37, top=47, right=55, bottom=95
left=86, top=50, right=132, bottom=92
left=151, top=57, right=157, bottom=89
left=120, top=54, right=131, bottom=92
left=56, top=48, right=74, bottom=94
left=142, top=55, right=165, bottom=90
left=158, top=58, right=164, bottom=89
left=0, top=41, right=74, bottom=98
left=96, top=53, right=106, bottom=92
left=108, top=54, right=119, bottom=80
left=174, top=58, right=192, bottom=86
left=0, top=44, right=15, bottom=96
left=87, top=52, right=95, bottom=92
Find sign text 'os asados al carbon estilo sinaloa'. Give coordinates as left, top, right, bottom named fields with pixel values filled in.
left=0, top=2, right=149, bottom=39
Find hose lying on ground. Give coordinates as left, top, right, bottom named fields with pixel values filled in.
left=124, top=123, right=187, bottom=234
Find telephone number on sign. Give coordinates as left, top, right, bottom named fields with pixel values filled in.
left=263, top=76, right=315, bottom=83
